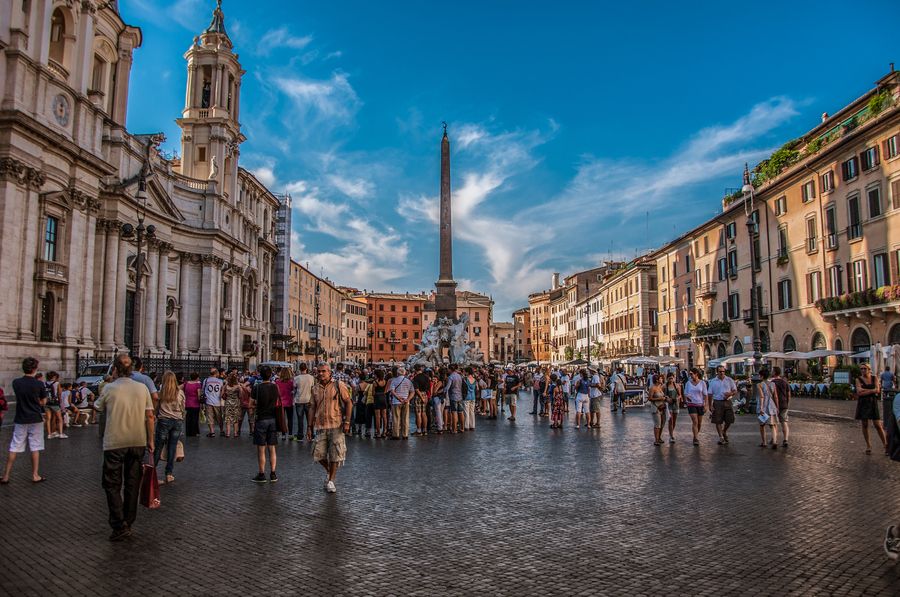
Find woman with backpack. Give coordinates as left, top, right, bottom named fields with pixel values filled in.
left=371, top=369, right=389, bottom=439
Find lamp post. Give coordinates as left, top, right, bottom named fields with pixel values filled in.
left=121, top=174, right=155, bottom=357
left=314, top=281, right=321, bottom=365
left=741, top=163, right=763, bottom=397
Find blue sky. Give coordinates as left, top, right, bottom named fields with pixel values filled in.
left=120, top=0, right=897, bottom=319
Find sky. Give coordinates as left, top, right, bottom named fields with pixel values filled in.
left=120, top=0, right=898, bottom=319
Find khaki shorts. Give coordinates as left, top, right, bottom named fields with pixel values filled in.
left=313, top=427, right=346, bottom=465
left=504, top=393, right=517, bottom=407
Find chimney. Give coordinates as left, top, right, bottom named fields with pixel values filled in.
left=552, top=273, right=560, bottom=289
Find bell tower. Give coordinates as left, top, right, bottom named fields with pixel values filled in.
left=176, top=0, right=245, bottom=201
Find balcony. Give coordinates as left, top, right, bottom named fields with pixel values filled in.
left=826, top=233, right=838, bottom=250
left=806, top=237, right=818, bottom=254
left=697, top=282, right=717, bottom=298
left=817, top=287, right=900, bottom=320
left=46, top=59, right=69, bottom=82
left=689, top=320, right=730, bottom=341
left=35, top=259, right=68, bottom=284
left=847, top=224, right=862, bottom=241
left=742, top=307, right=769, bottom=324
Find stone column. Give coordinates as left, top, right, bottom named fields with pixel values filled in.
left=199, top=256, right=213, bottom=355
left=18, top=186, right=39, bottom=339
left=101, top=223, right=119, bottom=348
left=185, top=64, right=196, bottom=110
left=144, top=242, right=159, bottom=352
left=232, top=274, right=241, bottom=354
left=64, top=208, right=87, bottom=343
left=194, top=65, right=204, bottom=108
left=81, top=209, right=97, bottom=344
left=177, top=252, right=190, bottom=355
left=233, top=80, right=241, bottom=121
left=91, top=220, right=107, bottom=343
left=210, top=260, right=221, bottom=354
left=157, top=245, right=169, bottom=352
left=113, top=235, right=128, bottom=347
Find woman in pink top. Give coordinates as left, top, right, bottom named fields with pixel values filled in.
left=275, top=368, right=295, bottom=440
left=183, top=372, right=203, bottom=437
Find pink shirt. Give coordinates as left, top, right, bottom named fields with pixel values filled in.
left=184, top=381, right=202, bottom=408
left=275, top=379, right=294, bottom=407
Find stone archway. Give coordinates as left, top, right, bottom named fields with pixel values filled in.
left=888, top=323, right=900, bottom=346
left=851, top=327, right=871, bottom=354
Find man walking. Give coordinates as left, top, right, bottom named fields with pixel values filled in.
left=503, top=367, right=522, bottom=422
left=445, top=364, right=464, bottom=433
left=610, top=367, right=626, bottom=413
left=530, top=368, right=544, bottom=415
left=94, top=354, right=155, bottom=541
left=1, top=357, right=49, bottom=484
left=388, top=366, right=414, bottom=440
left=708, top=365, right=737, bottom=445
left=308, top=363, right=352, bottom=493
left=202, top=368, right=224, bottom=437
left=771, top=366, right=791, bottom=448
left=411, top=364, right=431, bottom=436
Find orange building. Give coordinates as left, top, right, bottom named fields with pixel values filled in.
left=359, top=293, right=428, bottom=363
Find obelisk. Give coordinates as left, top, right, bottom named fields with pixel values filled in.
left=435, top=123, right=458, bottom=320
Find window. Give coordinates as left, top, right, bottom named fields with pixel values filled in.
left=749, top=210, right=760, bottom=235
left=727, top=293, right=740, bottom=320
left=673, top=262, right=677, bottom=277
left=473, top=326, right=482, bottom=335
left=378, top=344, right=384, bottom=351
left=402, top=344, right=407, bottom=352
left=402, top=305, right=407, bottom=312
left=892, top=179, right=900, bottom=210
left=851, top=259, right=867, bottom=292
left=802, top=180, right=816, bottom=203
left=717, top=258, right=727, bottom=281
left=842, top=157, right=858, bottom=181
left=401, top=317, right=407, bottom=325
left=197, top=146, right=206, bottom=162
left=379, top=304, right=384, bottom=311
left=821, top=170, right=835, bottom=193
left=704, top=236, right=709, bottom=254
left=806, top=216, right=818, bottom=253
left=39, top=292, right=54, bottom=342
left=378, top=316, right=383, bottom=324
left=414, top=331, right=419, bottom=339
left=874, top=253, right=890, bottom=288
left=884, top=135, right=899, bottom=160
left=774, top=196, right=787, bottom=215
left=828, top=265, right=843, bottom=297
left=727, top=250, right=737, bottom=277
left=725, top=222, right=737, bottom=240
left=49, top=8, right=66, bottom=65
left=807, top=271, right=822, bottom=304
left=685, top=254, right=691, bottom=271
left=777, top=226, right=788, bottom=259
left=825, top=205, right=838, bottom=249
left=867, top=186, right=882, bottom=218
left=390, top=317, right=395, bottom=324
left=861, top=146, right=880, bottom=171
left=412, top=317, right=419, bottom=325
left=414, top=306, right=419, bottom=312
left=777, top=279, right=792, bottom=310
left=685, top=286, right=692, bottom=305
left=43, top=216, right=58, bottom=262
left=848, top=195, right=862, bottom=239
left=474, top=312, right=480, bottom=322
left=390, top=304, right=396, bottom=311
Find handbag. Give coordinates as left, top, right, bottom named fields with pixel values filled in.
left=139, top=452, right=161, bottom=509
left=158, top=440, right=185, bottom=462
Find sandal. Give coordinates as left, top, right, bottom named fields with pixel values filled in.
left=207, top=432, right=216, bottom=438
left=32, top=477, right=46, bottom=484
left=865, top=448, right=872, bottom=455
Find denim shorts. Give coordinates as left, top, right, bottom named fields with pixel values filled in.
left=448, top=399, right=464, bottom=413
left=253, top=418, right=278, bottom=446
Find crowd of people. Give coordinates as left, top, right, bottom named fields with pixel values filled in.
left=1, top=355, right=899, bottom=556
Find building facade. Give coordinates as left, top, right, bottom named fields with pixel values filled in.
left=490, top=322, right=514, bottom=363
left=0, top=1, right=282, bottom=384
left=594, top=259, right=658, bottom=359
left=512, top=307, right=533, bottom=362
left=528, top=290, right=551, bottom=363
left=645, top=70, right=900, bottom=371
left=341, top=295, right=367, bottom=364
left=362, top=293, right=427, bottom=363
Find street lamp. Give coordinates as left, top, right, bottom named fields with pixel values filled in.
left=314, top=281, right=321, bottom=365
left=741, top=163, right=763, bottom=396
left=121, top=173, right=156, bottom=357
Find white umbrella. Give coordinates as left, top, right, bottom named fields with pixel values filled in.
left=892, top=344, right=900, bottom=375
left=873, top=343, right=884, bottom=377
left=851, top=350, right=871, bottom=359
left=622, top=356, right=659, bottom=365
left=800, top=349, right=854, bottom=359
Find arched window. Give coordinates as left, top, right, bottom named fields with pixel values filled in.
left=39, top=292, right=54, bottom=342
left=783, top=334, right=796, bottom=352
left=49, top=8, right=65, bottom=64
left=717, top=342, right=726, bottom=358
left=733, top=339, right=744, bottom=354
left=812, top=332, right=827, bottom=350
left=760, top=329, right=770, bottom=353
left=835, top=338, right=845, bottom=366
left=851, top=327, right=871, bottom=354
left=889, top=324, right=900, bottom=346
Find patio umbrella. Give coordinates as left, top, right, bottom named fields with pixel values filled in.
left=873, top=343, right=885, bottom=377
left=851, top=350, right=871, bottom=359
left=892, top=344, right=900, bottom=375
left=565, top=358, right=589, bottom=366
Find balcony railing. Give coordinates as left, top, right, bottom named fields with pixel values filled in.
left=689, top=320, right=730, bottom=339
left=35, top=259, right=68, bottom=282
left=847, top=224, right=862, bottom=240
left=826, top=233, right=838, bottom=250
left=47, top=59, right=69, bottom=81
left=742, top=307, right=769, bottom=323
left=806, top=237, right=818, bottom=253
left=697, top=282, right=717, bottom=298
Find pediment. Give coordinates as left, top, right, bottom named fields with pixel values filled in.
left=145, top=176, right=185, bottom=222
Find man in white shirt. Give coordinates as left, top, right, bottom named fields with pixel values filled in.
left=589, top=368, right=604, bottom=428
left=707, top=366, right=738, bottom=445
left=202, top=368, right=225, bottom=437
left=292, top=362, right=315, bottom=441
left=388, top=366, right=414, bottom=440
left=609, top=368, right=626, bottom=413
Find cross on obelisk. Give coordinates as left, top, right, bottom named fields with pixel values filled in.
left=434, top=122, right=458, bottom=320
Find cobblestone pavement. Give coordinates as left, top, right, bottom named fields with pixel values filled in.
left=1, top=392, right=898, bottom=596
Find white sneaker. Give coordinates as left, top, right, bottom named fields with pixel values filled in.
left=48, top=432, right=59, bottom=439
left=72, top=424, right=83, bottom=428
left=325, top=480, right=336, bottom=493
left=58, top=434, right=69, bottom=439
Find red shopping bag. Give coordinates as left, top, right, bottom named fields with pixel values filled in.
left=139, top=456, right=160, bottom=510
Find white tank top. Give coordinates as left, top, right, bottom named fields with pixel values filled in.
left=684, top=379, right=707, bottom=406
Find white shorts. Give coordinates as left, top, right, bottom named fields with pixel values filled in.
left=9, top=423, right=45, bottom=453
left=575, top=394, right=590, bottom=414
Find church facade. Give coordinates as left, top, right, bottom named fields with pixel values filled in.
left=0, top=1, right=287, bottom=384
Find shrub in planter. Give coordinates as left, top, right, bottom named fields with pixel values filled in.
left=829, top=383, right=853, bottom=400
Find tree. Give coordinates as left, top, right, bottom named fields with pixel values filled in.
left=564, top=346, right=574, bottom=361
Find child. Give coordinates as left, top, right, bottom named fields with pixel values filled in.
left=58, top=381, right=73, bottom=436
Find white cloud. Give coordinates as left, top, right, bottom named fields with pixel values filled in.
left=250, top=165, right=276, bottom=188
left=256, top=27, right=313, bottom=56
left=327, top=174, right=374, bottom=200
left=273, top=72, right=361, bottom=130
